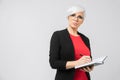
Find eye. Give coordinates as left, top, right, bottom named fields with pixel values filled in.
left=78, top=15, right=84, bottom=19
left=70, top=14, right=76, bottom=17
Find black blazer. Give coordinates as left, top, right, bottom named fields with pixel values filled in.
left=49, top=29, right=91, bottom=80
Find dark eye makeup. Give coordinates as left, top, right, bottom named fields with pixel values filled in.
left=70, top=14, right=84, bottom=19
left=70, top=14, right=76, bottom=17
left=78, top=15, right=84, bottom=19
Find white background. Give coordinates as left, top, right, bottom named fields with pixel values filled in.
left=0, top=0, right=120, bottom=80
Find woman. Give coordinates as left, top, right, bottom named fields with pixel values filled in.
left=49, top=5, right=94, bottom=80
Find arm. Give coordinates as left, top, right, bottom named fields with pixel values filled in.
left=49, top=31, right=67, bottom=70
left=66, top=56, right=91, bottom=69
left=49, top=32, right=92, bottom=70
left=66, top=61, right=77, bottom=69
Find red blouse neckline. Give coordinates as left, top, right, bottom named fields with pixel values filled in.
left=69, top=33, right=80, bottom=37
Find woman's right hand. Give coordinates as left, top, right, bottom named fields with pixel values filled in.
left=75, top=56, right=91, bottom=66
left=66, top=56, right=91, bottom=69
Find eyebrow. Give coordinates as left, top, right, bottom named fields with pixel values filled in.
left=70, top=13, right=83, bottom=16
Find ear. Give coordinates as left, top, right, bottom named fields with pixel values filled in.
left=67, top=16, right=70, bottom=20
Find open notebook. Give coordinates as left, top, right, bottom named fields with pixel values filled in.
left=75, top=56, right=107, bottom=69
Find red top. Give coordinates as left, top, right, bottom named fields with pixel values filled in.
left=70, top=34, right=90, bottom=80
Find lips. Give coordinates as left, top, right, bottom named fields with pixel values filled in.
left=73, top=22, right=78, bottom=26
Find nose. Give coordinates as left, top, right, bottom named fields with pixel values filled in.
left=73, top=16, right=78, bottom=21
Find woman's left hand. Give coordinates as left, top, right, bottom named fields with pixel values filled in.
left=81, top=65, right=94, bottom=72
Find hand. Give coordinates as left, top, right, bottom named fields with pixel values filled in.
left=76, top=56, right=91, bottom=66
left=81, top=65, right=94, bottom=72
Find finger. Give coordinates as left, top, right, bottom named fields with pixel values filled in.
left=84, top=59, right=91, bottom=63
left=83, top=68, right=89, bottom=72
left=86, top=59, right=91, bottom=62
left=86, top=66, right=94, bottom=72
left=83, top=67, right=92, bottom=72
left=84, top=56, right=91, bottom=61
left=83, top=56, right=90, bottom=59
left=89, top=65, right=94, bottom=70
left=81, top=56, right=90, bottom=59
left=86, top=67, right=91, bottom=71
left=80, top=68, right=85, bottom=71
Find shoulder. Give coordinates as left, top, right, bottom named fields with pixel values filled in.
left=52, top=29, right=67, bottom=36
left=50, top=29, right=67, bottom=42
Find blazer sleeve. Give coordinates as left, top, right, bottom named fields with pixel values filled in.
left=49, top=31, right=67, bottom=70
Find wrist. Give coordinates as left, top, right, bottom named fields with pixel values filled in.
left=74, top=60, right=78, bottom=66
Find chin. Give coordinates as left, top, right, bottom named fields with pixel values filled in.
left=71, top=25, right=79, bottom=29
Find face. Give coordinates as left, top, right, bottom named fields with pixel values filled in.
left=68, top=11, right=84, bottom=29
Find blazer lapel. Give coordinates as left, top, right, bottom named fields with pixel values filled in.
left=64, top=29, right=75, bottom=60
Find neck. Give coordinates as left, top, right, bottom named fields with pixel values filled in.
left=67, top=26, right=78, bottom=36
